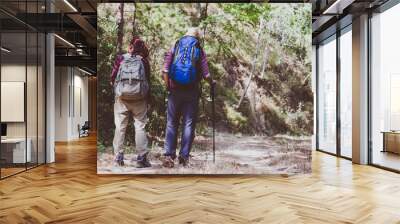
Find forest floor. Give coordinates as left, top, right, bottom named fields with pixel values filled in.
left=97, top=133, right=311, bottom=175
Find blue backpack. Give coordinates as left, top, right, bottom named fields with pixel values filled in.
left=169, top=36, right=201, bottom=85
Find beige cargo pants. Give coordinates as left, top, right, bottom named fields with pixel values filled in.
left=113, top=97, right=148, bottom=157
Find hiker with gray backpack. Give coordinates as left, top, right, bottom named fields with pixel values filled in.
left=161, top=27, right=216, bottom=168
left=111, top=37, right=152, bottom=168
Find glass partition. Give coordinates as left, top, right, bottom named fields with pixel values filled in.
left=1, top=31, right=28, bottom=177
left=370, top=4, right=400, bottom=171
left=0, top=0, right=46, bottom=179
left=317, top=35, right=337, bottom=154
left=339, top=27, right=352, bottom=158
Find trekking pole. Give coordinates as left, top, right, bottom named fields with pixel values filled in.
left=211, top=82, right=216, bottom=163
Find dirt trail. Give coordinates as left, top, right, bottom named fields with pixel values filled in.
left=97, top=133, right=311, bottom=175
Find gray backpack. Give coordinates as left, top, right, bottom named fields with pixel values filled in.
left=115, top=53, right=149, bottom=100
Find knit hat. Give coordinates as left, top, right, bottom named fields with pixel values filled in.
left=130, top=36, right=149, bottom=58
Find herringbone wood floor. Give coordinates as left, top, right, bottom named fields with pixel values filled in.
left=1, top=135, right=400, bottom=224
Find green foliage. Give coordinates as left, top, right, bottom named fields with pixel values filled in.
left=224, top=102, right=248, bottom=131
left=221, top=3, right=271, bottom=27
left=97, top=3, right=313, bottom=147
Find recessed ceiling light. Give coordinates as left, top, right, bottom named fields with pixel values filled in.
left=323, top=0, right=355, bottom=15
left=1, top=47, right=11, bottom=53
left=78, top=67, right=93, bottom=76
left=63, top=0, right=78, bottom=12
left=54, top=34, right=75, bottom=48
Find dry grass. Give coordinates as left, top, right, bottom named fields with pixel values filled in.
left=97, top=133, right=311, bottom=175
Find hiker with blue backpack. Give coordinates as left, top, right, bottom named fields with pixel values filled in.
left=111, top=37, right=152, bottom=168
left=161, top=27, right=216, bottom=168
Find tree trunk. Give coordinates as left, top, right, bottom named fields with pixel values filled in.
left=236, top=17, right=264, bottom=109
left=260, top=47, right=268, bottom=78
left=201, top=3, right=208, bottom=21
left=193, top=3, right=202, bottom=26
left=116, top=3, right=125, bottom=54
left=132, top=2, right=137, bottom=37
left=248, top=85, right=268, bottom=133
left=194, top=3, right=208, bottom=28
left=247, top=83, right=259, bottom=131
left=201, top=3, right=208, bottom=46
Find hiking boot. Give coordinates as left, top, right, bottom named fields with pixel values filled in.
left=161, top=155, right=175, bottom=168
left=136, top=154, right=152, bottom=168
left=178, top=156, right=189, bottom=167
left=114, top=152, right=125, bottom=166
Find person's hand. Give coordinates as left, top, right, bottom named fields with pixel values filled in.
left=210, top=79, right=216, bottom=87
left=208, top=78, right=216, bottom=89
left=146, top=94, right=155, bottom=111
left=205, top=75, right=216, bottom=87
left=162, top=71, right=170, bottom=90
left=110, top=81, right=114, bottom=87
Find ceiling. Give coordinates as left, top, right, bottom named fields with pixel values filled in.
left=0, top=0, right=97, bottom=74
left=312, top=0, right=390, bottom=44
left=1, top=0, right=395, bottom=73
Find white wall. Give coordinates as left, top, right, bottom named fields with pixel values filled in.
left=74, top=73, right=89, bottom=134
left=1, top=65, right=26, bottom=138
left=1, top=64, right=27, bottom=148
left=1, top=63, right=46, bottom=164
left=55, top=67, right=69, bottom=141
left=55, top=67, right=89, bottom=141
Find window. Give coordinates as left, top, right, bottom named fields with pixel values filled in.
left=370, top=3, right=400, bottom=171
left=317, top=35, right=337, bottom=154
left=340, top=27, right=352, bottom=158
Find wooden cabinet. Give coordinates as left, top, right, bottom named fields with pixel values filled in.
left=382, top=132, right=400, bottom=154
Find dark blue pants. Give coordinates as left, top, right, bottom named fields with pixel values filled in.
left=164, top=89, right=199, bottom=159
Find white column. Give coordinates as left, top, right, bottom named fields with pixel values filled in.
left=352, top=14, right=369, bottom=164
left=45, top=0, right=56, bottom=163
left=46, top=32, right=55, bottom=163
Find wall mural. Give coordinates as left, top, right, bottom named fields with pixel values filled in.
left=97, top=3, right=313, bottom=174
